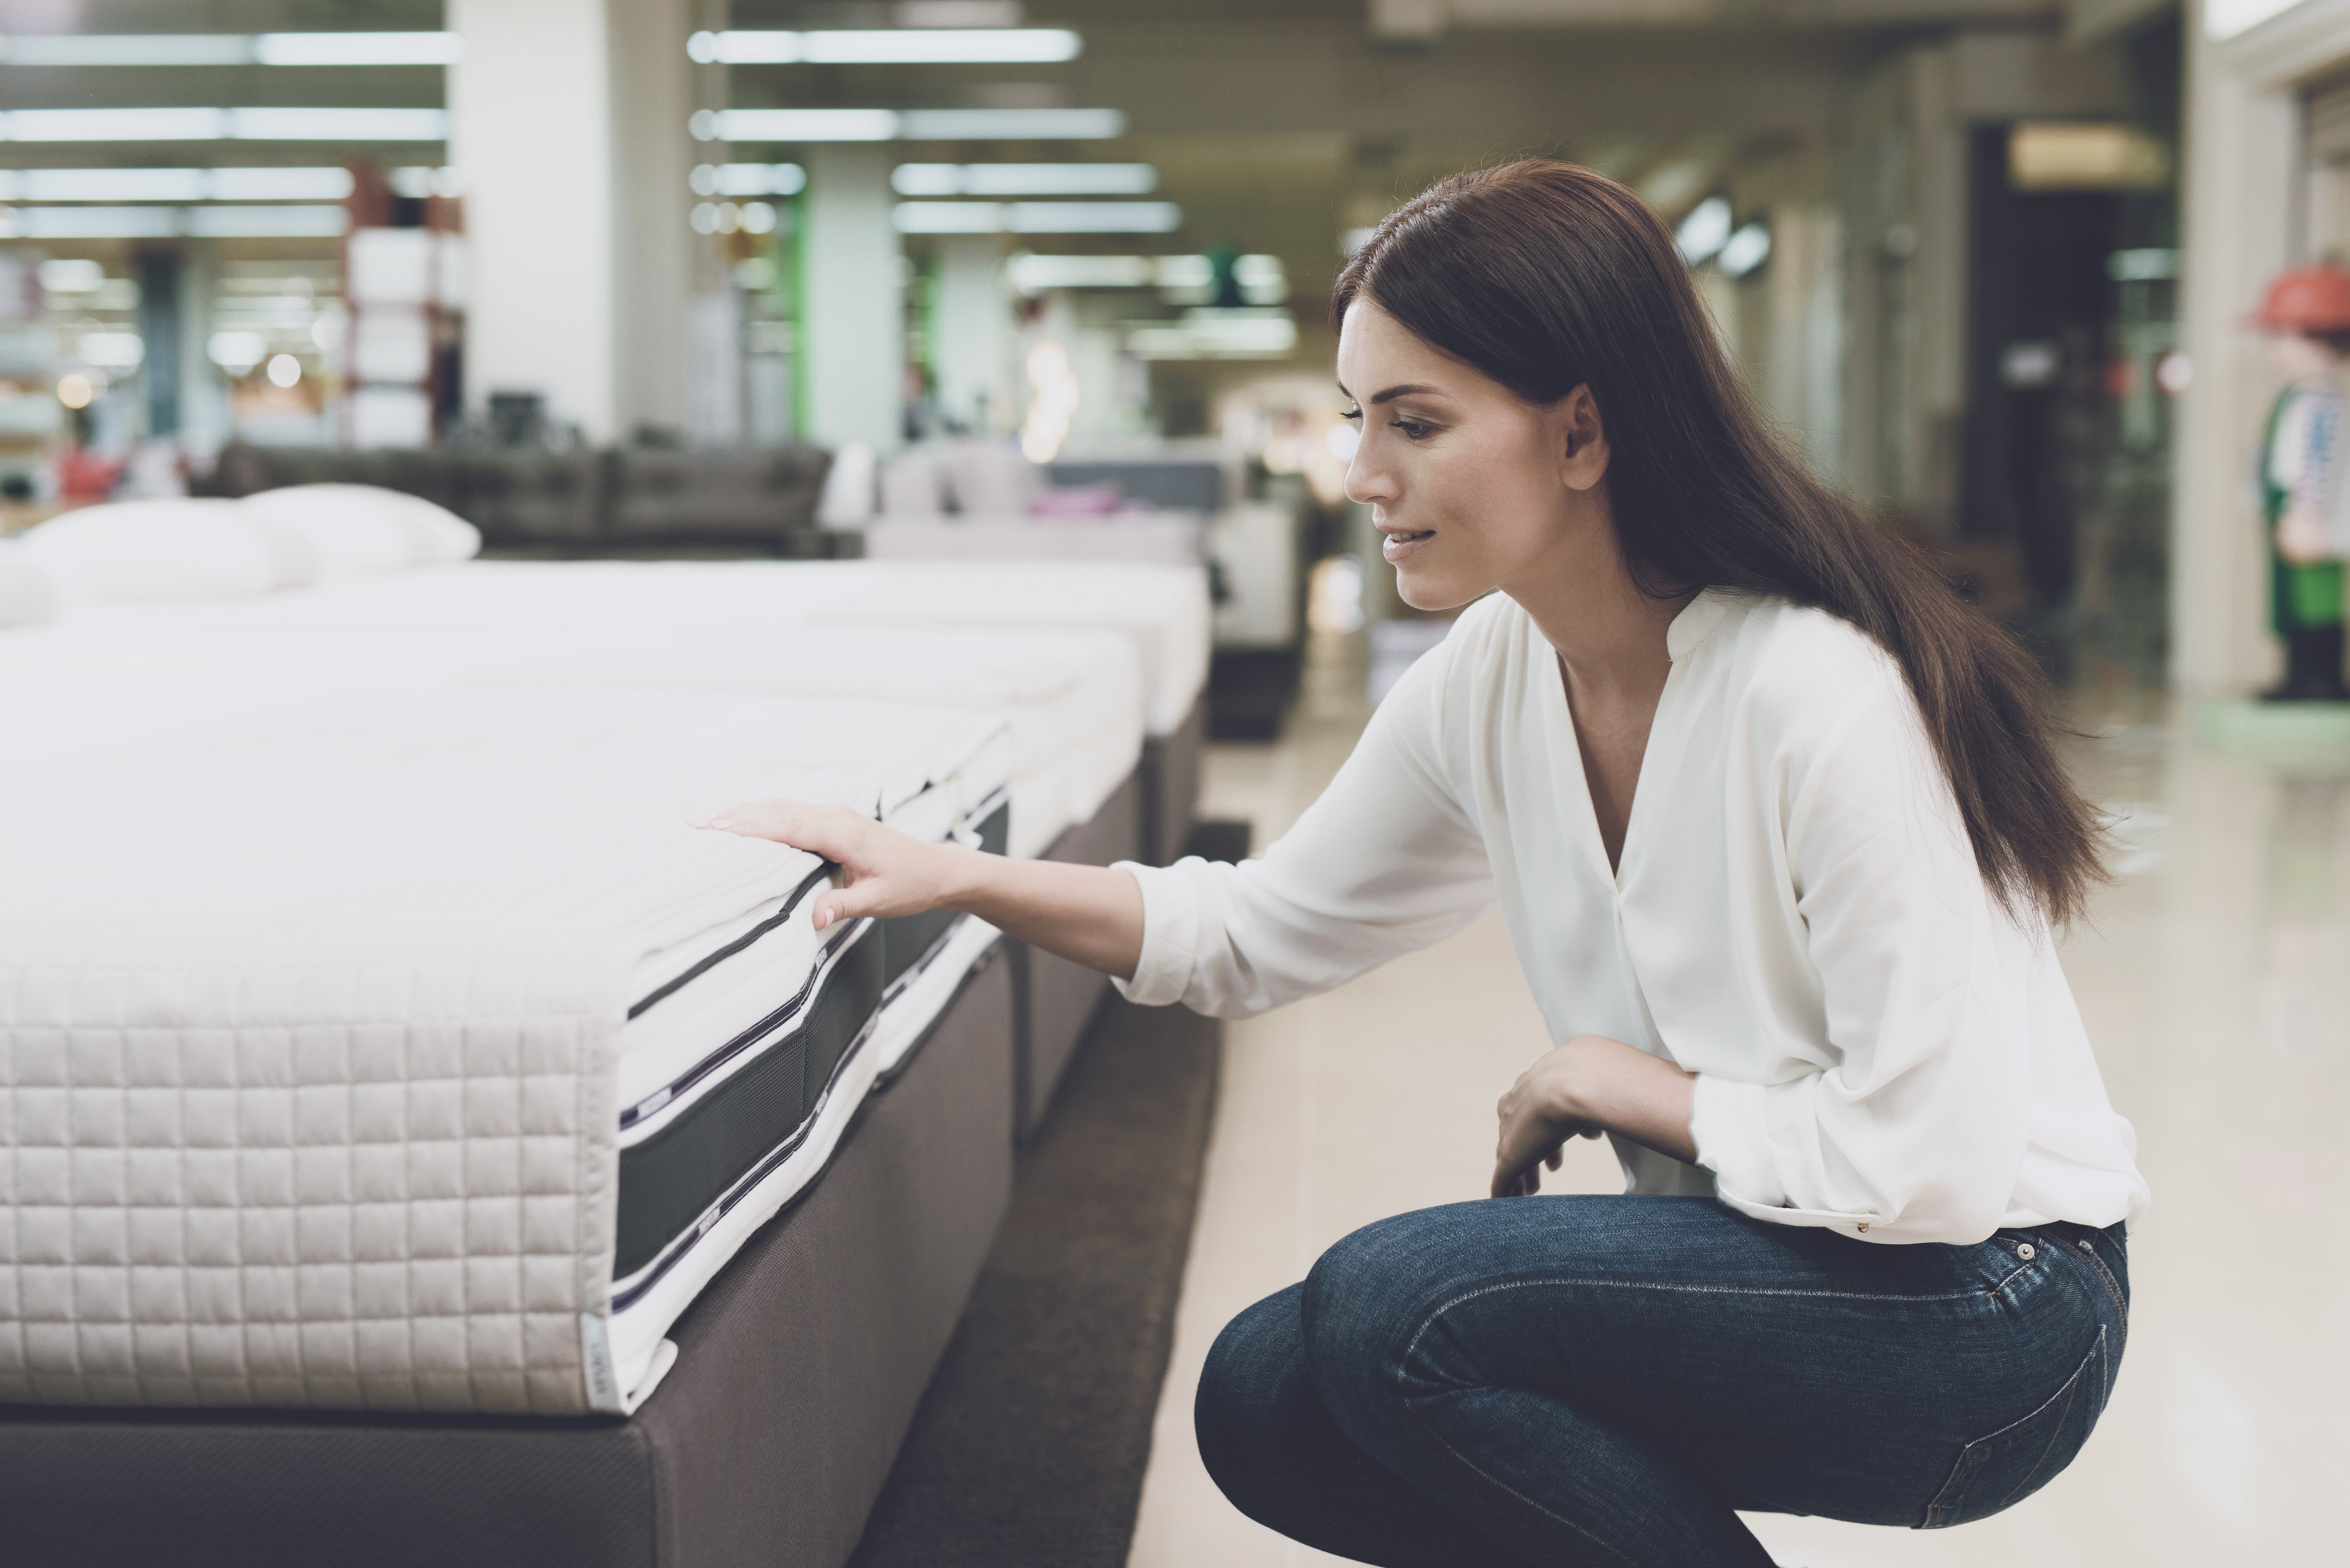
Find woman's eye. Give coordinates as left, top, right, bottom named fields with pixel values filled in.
left=1393, top=419, right=1431, bottom=441
left=1339, top=408, right=1362, bottom=423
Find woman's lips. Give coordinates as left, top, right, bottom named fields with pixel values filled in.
left=1381, top=528, right=1435, bottom=562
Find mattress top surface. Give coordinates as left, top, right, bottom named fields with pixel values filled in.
left=0, top=685, right=1007, bottom=981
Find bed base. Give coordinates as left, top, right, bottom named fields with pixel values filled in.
left=0, top=953, right=1017, bottom=1568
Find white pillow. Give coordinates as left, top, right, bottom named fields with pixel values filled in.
left=0, top=539, right=64, bottom=628
left=19, top=499, right=294, bottom=600
left=240, top=483, right=481, bottom=572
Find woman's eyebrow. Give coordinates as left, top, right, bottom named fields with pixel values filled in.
left=1335, top=381, right=1447, bottom=405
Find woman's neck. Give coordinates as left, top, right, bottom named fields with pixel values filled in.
left=1503, top=510, right=1691, bottom=701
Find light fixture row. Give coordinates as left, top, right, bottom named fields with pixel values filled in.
left=687, top=29, right=1080, bottom=65
left=0, top=27, right=1088, bottom=67
left=0, top=204, right=348, bottom=240
left=693, top=108, right=1125, bottom=143
left=0, top=107, right=446, bottom=142
left=0, top=32, right=461, bottom=66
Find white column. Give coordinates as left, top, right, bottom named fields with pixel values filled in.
left=931, top=234, right=1006, bottom=434
left=2175, top=5, right=2298, bottom=694
left=802, top=144, right=905, bottom=452
left=447, top=0, right=696, bottom=444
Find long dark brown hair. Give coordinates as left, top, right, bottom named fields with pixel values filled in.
left=1335, top=159, right=2104, bottom=925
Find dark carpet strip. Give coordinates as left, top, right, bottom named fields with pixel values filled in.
left=846, top=988, right=1222, bottom=1568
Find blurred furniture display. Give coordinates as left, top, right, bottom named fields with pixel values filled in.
left=195, top=441, right=834, bottom=554
left=860, top=511, right=1206, bottom=568
left=605, top=447, right=836, bottom=550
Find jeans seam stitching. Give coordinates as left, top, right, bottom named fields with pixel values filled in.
left=1393, top=1304, right=1648, bottom=1568
left=1919, top=1325, right=2103, bottom=1527
left=1989, top=1325, right=2099, bottom=1510
left=1405, top=1410, right=1647, bottom=1568
left=1408, top=1275, right=2019, bottom=1315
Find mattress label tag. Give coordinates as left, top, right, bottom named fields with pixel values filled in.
left=580, top=1312, right=623, bottom=1414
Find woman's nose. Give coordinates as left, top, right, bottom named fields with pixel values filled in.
left=1344, top=449, right=1395, bottom=507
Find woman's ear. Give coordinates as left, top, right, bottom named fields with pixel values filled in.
left=1557, top=385, right=1610, bottom=492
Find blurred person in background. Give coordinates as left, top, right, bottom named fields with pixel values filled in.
left=2254, top=264, right=2350, bottom=703
left=703, top=160, right=2147, bottom=1567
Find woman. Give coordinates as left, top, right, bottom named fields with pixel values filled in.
left=700, top=161, right=2148, bottom=1565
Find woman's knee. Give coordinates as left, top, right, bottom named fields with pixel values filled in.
left=1299, top=1206, right=1472, bottom=1414
left=1194, top=1284, right=1311, bottom=1506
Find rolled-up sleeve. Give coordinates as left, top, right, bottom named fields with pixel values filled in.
left=1112, top=632, right=1497, bottom=1019
left=1690, top=675, right=2034, bottom=1245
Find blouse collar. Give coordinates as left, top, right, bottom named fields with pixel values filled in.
left=1665, top=588, right=1741, bottom=663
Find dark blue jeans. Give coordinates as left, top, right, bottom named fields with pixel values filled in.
left=1196, top=1195, right=2128, bottom=1566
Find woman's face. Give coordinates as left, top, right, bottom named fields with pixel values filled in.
left=1336, top=297, right=1609, bottom=613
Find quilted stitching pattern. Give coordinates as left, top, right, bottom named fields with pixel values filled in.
left=2, top=687, right=1007, bottom=1414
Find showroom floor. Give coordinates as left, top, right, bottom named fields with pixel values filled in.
left=1126, top=633, right=2346, bottom=1568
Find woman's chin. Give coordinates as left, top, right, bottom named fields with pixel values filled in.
left=1394, top=564, right=1478, bottom=614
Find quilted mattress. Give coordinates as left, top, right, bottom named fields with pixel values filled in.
left=1, top=575, right=1153, bottom=858
left=195, top=557, right=1214, bottom=739
left=0, top=686, right=1012, bottom=1416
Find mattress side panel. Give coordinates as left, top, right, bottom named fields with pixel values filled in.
left=0, top=949, right=619, bottom=1416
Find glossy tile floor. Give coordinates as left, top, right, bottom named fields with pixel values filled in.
left=1127, top=633, right=2349, bottom=1567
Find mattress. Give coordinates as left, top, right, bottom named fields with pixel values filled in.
left=0, top=566, right=1163, bottom=855
left=459, top=626, right=1140, bottom=860
left=168, top=558, right=1214, bottom=740
left=0, top=686, right=1012, bottom=1416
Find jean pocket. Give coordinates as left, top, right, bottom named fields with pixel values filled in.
left=1919, top=1326, right=2109, bottom=1529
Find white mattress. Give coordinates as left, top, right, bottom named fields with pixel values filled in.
left=0, top=686, right=1011, bottom=1416
left=459, top=626, right=1141, bottom=860
left=172, top=558, right=1213, bottom=739
left=0, top=561, right=1176, bottom=851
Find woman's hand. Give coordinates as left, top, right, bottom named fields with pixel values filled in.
left=1491, top=1034, right=1700, bottom=1198
left=692, top=800, right=960, bottom=930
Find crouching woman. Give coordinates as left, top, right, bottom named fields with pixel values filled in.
left=701, top=160, right=2147, bottom=1566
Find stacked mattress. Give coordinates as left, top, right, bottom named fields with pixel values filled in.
left=1, top=527, right=1213, bottom=1429
left=0, top=685, right=1010, bottom=1414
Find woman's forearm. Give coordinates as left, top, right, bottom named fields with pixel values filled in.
left=938, top=846, right=1146, bottom=981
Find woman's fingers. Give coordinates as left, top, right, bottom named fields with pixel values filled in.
left=691, top=800, right=868, bottom=861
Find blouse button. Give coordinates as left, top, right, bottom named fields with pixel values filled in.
left=2015, top=1242, right=2036, bottom=1261
left=1855, top=1222, right=1868, bottom=1233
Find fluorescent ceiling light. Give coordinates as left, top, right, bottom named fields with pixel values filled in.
left=0, top=32, right=459, bottom=65
left=899, top=108, right=1123, bottom=139
left=1716, top=222, right=1771, bottom=279
left=893, top=162, right=1156, bottom=196
left=1125, top=308, right=1296, bottom=362
left=190, top=205, right=348, bottom=237
left=2206, top=0, right=2302, bottom=39
left=692, top=162, right=807, bottom=197
left=701, top=108, right=901, bottom=142
left=1006, top=250, right=1286, bottom=299
left=229, top=107, right=448, bottom=141
left=38, top=259, right=106, bottom=291
left=253, top=32, right=462, bottom=66
left=894, top=201, right=1178, bottom=233
left=0, top=34, right=253, bottom=66
left=0, top=107, right=445, bottom=142
left=210, top=166, right=355, bottom=200
left=687, top=29, right=1080, bottom=64
left=5, top=204, right=348, bottom=239
left=697, top=107, right=1123, bottom=143
left=1674, top=196, right=1732, bottom=265
left=2008, top=123, right=2169, bottom=191
left=0, top=166, right=353, bottom=202
left=12, top=167, right=207, bottom=202
left=2, top=108, right=228, bottom=141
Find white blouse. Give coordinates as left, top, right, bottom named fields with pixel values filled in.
left=1117, top=589, right=2149, bottom=1245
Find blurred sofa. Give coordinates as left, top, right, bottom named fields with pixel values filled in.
left=194, top=442, right=835, bottom=556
